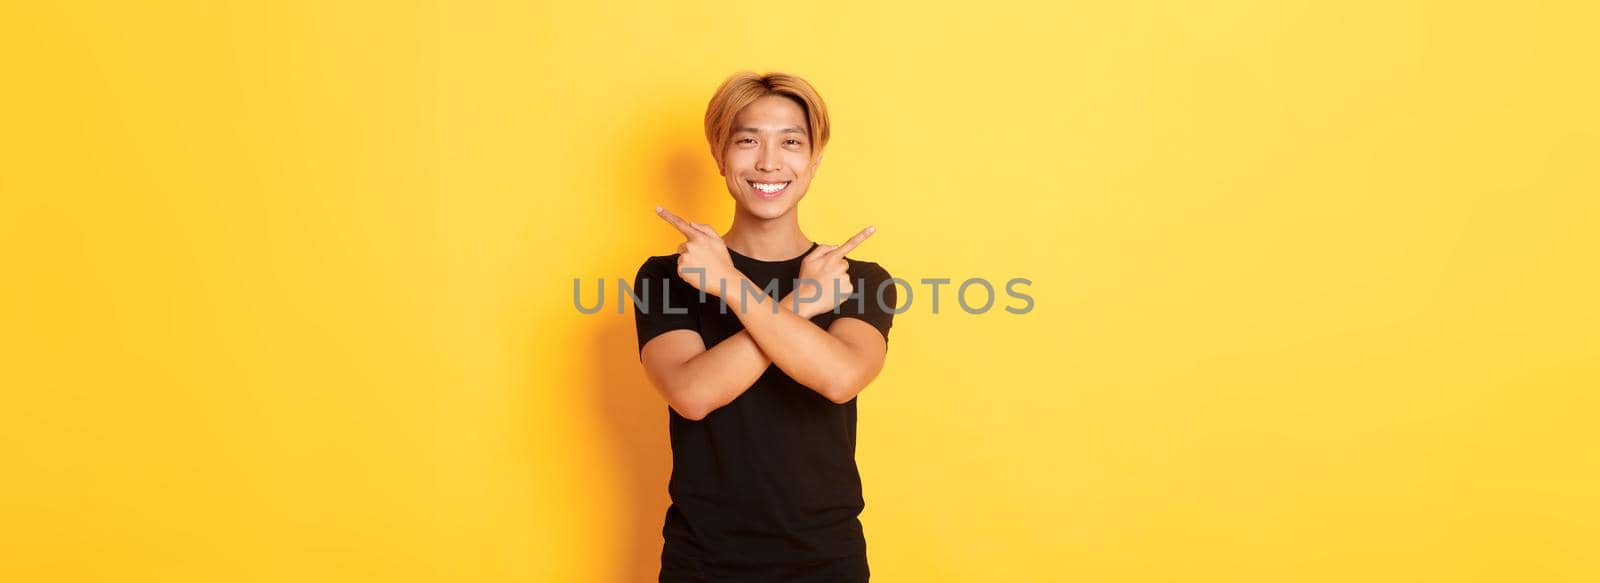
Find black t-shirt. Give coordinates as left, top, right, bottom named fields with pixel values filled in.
left=633, top=242, right=895, bottom=582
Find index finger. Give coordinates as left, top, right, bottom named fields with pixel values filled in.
left=831, top=225, right=876, bottom=257
left=655, top=206, right=700, bottom=239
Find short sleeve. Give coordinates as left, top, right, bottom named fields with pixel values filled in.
left=633, top=256, right=700, bottom=356
left=834, top=260, right=896, bottom=342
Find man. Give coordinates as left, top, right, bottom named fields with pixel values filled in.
left=633, top=71, right=895, bottom=582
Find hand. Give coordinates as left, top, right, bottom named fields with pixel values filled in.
left=656, top=206, right=741, bottom=298
left=790, top=226, right=875, bottom=318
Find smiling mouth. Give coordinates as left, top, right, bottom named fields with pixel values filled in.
left=748, top=180, right=790, bottom=198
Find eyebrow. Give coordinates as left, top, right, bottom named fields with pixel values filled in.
left=734, top=126, right=807, bottom=135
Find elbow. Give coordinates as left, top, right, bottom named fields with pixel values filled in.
left=822, top=372, right=868, bottom=405
left=670, top=402, right=710, bottom=421
left=664, top=381, right=715, bottom=421
left=645, top=363, right=719, bottom=421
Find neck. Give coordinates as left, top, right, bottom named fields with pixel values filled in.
left=723, top=206, right=811, bottom=261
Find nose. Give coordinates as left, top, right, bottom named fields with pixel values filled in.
left=757, top=142, right=780, bottom=172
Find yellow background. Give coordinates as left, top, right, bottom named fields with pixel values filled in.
left=3, top=1, right=1596, bottom=581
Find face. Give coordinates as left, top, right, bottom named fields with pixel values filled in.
left=719, top=94, right=821, bottom=221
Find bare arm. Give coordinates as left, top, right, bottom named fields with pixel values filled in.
left=638, top=291, right=807, bottom=421
left=723, top=227, right=888, bottom=403
left=726, top=284, right=888, bottom=404
left=649, top=207, right=888, bottom=407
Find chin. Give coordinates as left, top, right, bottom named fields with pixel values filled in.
left=740, top=200, right=795, bottom=220
left=732, top=188, right=803, bottom=219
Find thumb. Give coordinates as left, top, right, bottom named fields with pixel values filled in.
left=692, top=223, right=721, bottom=239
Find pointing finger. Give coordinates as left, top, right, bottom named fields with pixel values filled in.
left=806, top=244, right=836, bottom=261
left=655, top=206, right=700, bottom=239
left=831, top=226, right=876, bottom=257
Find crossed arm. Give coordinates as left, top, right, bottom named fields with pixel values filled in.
left=640, top=208, right=888, bottom=421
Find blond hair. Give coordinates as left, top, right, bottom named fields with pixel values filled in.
left=703, top=71, right=830, bottom=172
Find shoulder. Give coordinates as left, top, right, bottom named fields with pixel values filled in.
left=635, top=253, right=681, bottom=279
left=844, top=256, right=892, bottom=281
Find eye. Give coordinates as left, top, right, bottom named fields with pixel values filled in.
left=737, top=137, right=756, bottom=144
left=785, top=139, right=802, bottom=146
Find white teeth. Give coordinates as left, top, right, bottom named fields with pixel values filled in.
left=752, top=182, right=788, bottom=193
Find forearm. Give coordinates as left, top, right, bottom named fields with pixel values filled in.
left=725, top=279, right=864, bottom=402
left=659, top=291, right=812, bottom=418
left=665, top=329, right=769, bottom=418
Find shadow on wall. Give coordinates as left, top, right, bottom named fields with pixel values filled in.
left=582, top=100, right=721, bottom=582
